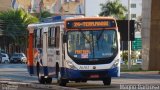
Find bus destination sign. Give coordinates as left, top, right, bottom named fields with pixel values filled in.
left=66, top=20, right=116, bottom=29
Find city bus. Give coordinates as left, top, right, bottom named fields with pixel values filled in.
left=27, top=16, right=120, bottom=86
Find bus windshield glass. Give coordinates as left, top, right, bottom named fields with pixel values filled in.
left=67, top=30, right=117, bottom=59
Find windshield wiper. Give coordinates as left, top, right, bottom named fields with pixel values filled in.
left=96, top=29, right=105, bottom=50
left=78, top=29, right=94, bottom=56
left=78, top=29, right=91, bottom=43
left=96, top=29, right=105, bottom=41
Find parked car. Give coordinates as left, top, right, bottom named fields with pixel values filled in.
left=120, top=59, right=125, bottom=65
left=10, top=53, right=27, bottom=63
left=0, top=53, right=10, bottom=64
left=136, top=59, right=143, bottom=64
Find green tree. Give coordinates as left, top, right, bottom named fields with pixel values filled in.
left=41, top=11, right=52, bottom=18
left=99, top=0, right=127, bottom=19
left=35, top=10, right=53, bottom=21
left=121, top=51, right=138, bottom=64
left=0, top=9, right=38, bottom=53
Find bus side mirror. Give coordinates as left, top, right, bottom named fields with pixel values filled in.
left=63, top=35, right=67, bottom=43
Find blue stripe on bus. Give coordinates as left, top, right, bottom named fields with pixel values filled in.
left=27, top=66, right=34, bottom=75
left=27, top=65, right=119, bottom=79
left=60, top=67, right=119, bottom=79
left=43, top=66, right=48, bottom=76
left=27, top=65, right=56, bottom=77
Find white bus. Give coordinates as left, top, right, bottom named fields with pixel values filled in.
left=27, top=16, right=120, bottom=86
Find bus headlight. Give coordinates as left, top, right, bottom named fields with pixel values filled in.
left=111, top=60, right=119, bottom=69
left=66, top=60, right=78, bottom=70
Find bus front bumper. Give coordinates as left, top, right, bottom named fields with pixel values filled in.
left=61, top=67, right=119, bottom=80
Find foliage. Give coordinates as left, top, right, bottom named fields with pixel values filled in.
left=0, top=9, right=38, bottom=52
left=35, top=10, right=53, bottom=21
left=121, top=51, right=139, bottom=64
left=41, top=11, right=52, bottom=18
left=99, top=0, right=127, bottom=20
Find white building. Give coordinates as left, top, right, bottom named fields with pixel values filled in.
left=121, top=0, right=142, bottom=20
left=86, top=0, right=142, bottom=20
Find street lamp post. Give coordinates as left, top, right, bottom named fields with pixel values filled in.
left=128, top=0, right=131, bottom=70
left=39, top=0, right=43, bottom=21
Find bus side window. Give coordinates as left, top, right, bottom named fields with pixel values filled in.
left=37, top=29, right=42, bottom=48
left=55, top=27, right=60, bottom=48
left=34, top=29, right=37, bottom=48
left=48, top=27, right=55, bottom=48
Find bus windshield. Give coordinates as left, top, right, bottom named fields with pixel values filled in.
left=67, top=30, right=117, bottom=59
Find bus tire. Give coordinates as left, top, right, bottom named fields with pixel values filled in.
left=38, top=76, right=45, bottom=84
left=56, top=63, right=68, bottom=86
left=103, top=77, right=111, bottom=85
left=45, top=77, right=52, bottom=84
left=81, top=80, right=87, bottom=83
left=37, top=63, right=45, bottom=84
left=75, top=80, right=80, bottom=83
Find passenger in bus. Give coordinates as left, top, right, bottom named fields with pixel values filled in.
left=95, top=33, right=113, bottom=57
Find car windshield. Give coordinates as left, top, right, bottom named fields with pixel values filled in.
left=67, top=30, right=117, bottom=59
left=13, top=53, right=24, bottom=57
left=137, top=59, right=142, bottom=62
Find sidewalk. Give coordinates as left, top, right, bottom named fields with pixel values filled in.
left=0, top=80, right=79, bottom=90
left=121, top=71, right=160, bottom=75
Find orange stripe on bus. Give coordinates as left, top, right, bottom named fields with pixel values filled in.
left=27, top=33, right=34, bottom=66
left=64, top=27, right=117, bottom=31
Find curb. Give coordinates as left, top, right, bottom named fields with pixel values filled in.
left=121, top=71, right=160, bottom=75
left=0, top=81, right=80, bottom=90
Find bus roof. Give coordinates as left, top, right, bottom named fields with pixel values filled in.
left=28, top=22, right=63, bottom=30
left=64, top=16, right=116, bottom=21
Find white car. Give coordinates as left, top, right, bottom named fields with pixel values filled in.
left=0, top=53, right=10, bottom=64
left=121, top=60, right=125, bottom=65
left=10, top=53, right=27, bottom=63
left=136, top=59, right=143, bottom=64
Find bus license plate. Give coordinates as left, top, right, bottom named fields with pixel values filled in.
left=90, top=74, right=99, bottom=78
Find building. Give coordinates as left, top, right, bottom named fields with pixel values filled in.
left=121, top=0, right=142, bottom=20
left=61, top=0, right=84, bottom=15
left=86, top=0, right=142, bottom=20
left=141, top=0, right=160, bottom=70
left=0, top=0, right=12, bottom=11
left=0, top=0, right=141, bottom=19
left=10, top=0, right=85, bottom=15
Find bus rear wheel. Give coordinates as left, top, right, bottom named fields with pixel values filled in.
left=103, top=77, right=111, bottom=85
left=38, top=76, right=45, bottom=84
left=45, top=77, right=52, bottom=84
left=37, top=64, right=45, bottom=84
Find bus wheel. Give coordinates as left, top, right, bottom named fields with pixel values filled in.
left=75, top=80, right=80, bottom=83
left=38, top=76, right=45, bottom=84
left=45, top=77, right=52, bottom=84
left=37, top=63, right=45, bottom=84
left=81, top=80, right=87, bottom=83
left=103, top=77, right=111, bottom=85
left=57, top=72, right=68, bottom=86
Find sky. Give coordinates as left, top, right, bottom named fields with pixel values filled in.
left=85, top=0, right=106, bottom=16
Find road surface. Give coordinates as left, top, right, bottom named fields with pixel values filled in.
left=0, top=64, right=160, bottom=90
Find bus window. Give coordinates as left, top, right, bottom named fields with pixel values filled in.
left=33, top=29, right=42, bottom=48
left=55, top=27, right=60, bottom=48
left=34, top=29, right=37, bottom=48
left=48, top=27, right=55, bottom=48
left=38, top=29, right=42, bottom=48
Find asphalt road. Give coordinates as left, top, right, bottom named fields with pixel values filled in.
left=0, top=64, right=160, bottom=90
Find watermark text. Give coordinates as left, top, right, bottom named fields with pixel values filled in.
left=1, top=84, right=18, bottom=90
left=120, top=84, right=160, bottom=90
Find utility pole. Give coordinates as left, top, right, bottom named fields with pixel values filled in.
left=84, top=0, right=86, bottom=16
left=39, top=0, right=43, bottom=21
left=128, top=0, right=131, bottom=70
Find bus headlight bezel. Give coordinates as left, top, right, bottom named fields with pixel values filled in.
left=66, top=60, right=78, bottom=70
left=111, top=59, right=119, bottom=69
